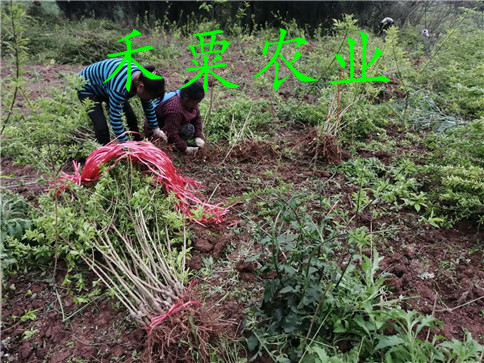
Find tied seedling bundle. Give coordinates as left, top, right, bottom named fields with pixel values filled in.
left=55, top=141, right=234, bottom=225
left=42, top=142, right=233, bottom=362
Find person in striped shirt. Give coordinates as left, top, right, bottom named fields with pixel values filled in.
left=77, top=58, right=167, bottom=145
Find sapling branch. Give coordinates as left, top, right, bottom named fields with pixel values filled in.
left=0, top=2, right=21, bottom=135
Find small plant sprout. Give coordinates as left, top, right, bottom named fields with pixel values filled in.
left=20, top=310, right=38, bottom=322
left=22, top=328, right=39, bottom=341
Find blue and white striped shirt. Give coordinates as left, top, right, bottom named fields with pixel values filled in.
left=78, top=58, right=159, bottom=141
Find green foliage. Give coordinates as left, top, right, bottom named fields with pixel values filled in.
left=338, top=157, right=428, bottom=213
left=244, top=194, right=393, bottom=361
left=423, top=119, right=484, bottom=223
left=426, top=119, right=484, bottom=168
left=24, top=7, right=124, bottom=65
left=375, top=308, right=442, bottom=362
left=276, top=97, right=326, bottom=126
left=255, top=197, right=340, bottom=338
left=438, top=330, right=484, bottom=363
left=0, top=1, right=30, bottom=135
left=245, top=194, right=484, bottom=362
left=20, top=309, right=38, bottom=322
left=22, top=328, right=39, bottom=341
left=0, top=191, right=33, bottom=269
left=417, top=18, right=484, bottom=118
left=1, top=74, right=97, bottom=172
left=5, top=162, right=187, bottom=283
left=0, top=2, right=30, bottom=59
left=332, top=14, right=359, bottom=36
left=343, top=120, right=483, bottom=225
left=390, top=90, right=465, bottom=131
left=201, top=94, right=272, bottom=142
left=0, top=191, right=32, bottom=243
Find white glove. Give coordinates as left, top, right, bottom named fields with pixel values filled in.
left=195, top=137, right=205, bottom=148
left=185, top=146, right=199, bottom=155
left=152, top=128, right=167, bottom=142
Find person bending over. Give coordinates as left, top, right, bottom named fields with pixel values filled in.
left=77, top=58, right=166, bottom=145
left=145, top=81, right=205, bottom=155
left=379, top=17, right=394, bottom=34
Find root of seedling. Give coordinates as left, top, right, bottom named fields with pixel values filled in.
left=299, top=128, right=348, bottom=164
left=144, top=304, right=231, bottom=363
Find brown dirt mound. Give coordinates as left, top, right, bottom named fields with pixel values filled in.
left=191, top=144, right=225, bottom=163
left=299, top=128, right=349, bottom=164
left=226, top=140, right=279, bottom=163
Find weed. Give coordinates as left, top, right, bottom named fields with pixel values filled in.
left=22, top=328, right=39, bottom=340
left=19, top=309, right=37, bottom=322
left=0, top=192, right=33, bottom=269
left=244, top=193, right=484, bottom=361
left=438, top=330, right=484, bottom=362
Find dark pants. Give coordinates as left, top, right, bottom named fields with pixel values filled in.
left=78, top=93, right=141, bottom=145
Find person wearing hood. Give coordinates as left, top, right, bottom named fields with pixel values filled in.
left=145, top=81, right=205, bottom=156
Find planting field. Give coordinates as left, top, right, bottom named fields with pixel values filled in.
left=1, top=2, right=483, bottom=362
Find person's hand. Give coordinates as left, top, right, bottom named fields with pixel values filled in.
left=195, top=138, right=205, bottom=149
left=185, top=146, right=199, bottom=156
left=152, top=128, right=167, bottom=142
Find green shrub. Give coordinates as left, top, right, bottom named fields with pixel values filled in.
left=22, top=5, right=125, bottom=65
left=415, top=15, right=484, bottom=118
left=338, top=157, right=428, bottom=213
left=27, top=26, right=124, bottom=65
left=0, top=191, right=33, bottom=269
left=1, top=74, right=97, bottom=172
left=423, top=119, right=484, bottom=223
left=245, top=194, right=484, bottom=362
left=201, top=93, right=272, bottom=142
left=276, top=97, right=326, bottom=126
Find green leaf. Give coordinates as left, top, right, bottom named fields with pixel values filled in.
left=282, top=265, right=297, bottom=276
left=247, top=334, right=259, bottom=351
left=283, top=314, right=300, bottom=333
left=353, top=314, right=371, bottom=336
left=312, top=346, right=329, bottom=360
left=279, top=286, right=295, bottom=294
left=415, top=314, right=437, bottom=335
left=307, top=266, right=317, bottom=275
left=375, top=335, right=405, bottom=350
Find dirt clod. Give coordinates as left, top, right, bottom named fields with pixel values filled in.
left=194, top=239, right=213, bottom=252
left=188, top=255, right=203, bottom=270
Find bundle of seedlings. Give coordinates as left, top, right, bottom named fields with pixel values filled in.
left=299, top=128, right=346, bottom=164
left=75, top=164, right=190, bottom=323
left=82, top=169, right=226, bottom=362
left=299, top=68, right=352, bottom=165
left=45, top=162, right=230, bottom=362
left=40, top=144, right=235, bottom=361
left=53, top=140, right=234, bottom=225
